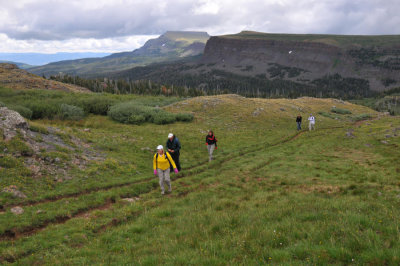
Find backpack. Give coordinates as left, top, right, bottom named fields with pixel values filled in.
left=156, top=152, right=172, bottom=169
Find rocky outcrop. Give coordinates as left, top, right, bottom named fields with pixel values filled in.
left=0, top=107, right=103, bottom=186
left=0, top=107, right=29, bottom=140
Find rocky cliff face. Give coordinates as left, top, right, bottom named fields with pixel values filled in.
left=200, top=35, right=400, bottom=92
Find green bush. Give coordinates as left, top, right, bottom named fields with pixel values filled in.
left=79, top=97, right=117, bottom=115
left=151, top=111, right=177, bottom=125
left=352, top=114, right=372, bottom=121
left=331, top=107, right=352, bottom=114
left=25, top=101, right=60, bottom=119
left=318, top=111, right=337, bottom=119
left=108, top=102, right=151, bottom=124
left=175, top=113, right=194, bottom=122
left=8, top=105, right=33, bottom=119
left=0, top=101, right=5, bottom=107
left=127, top=114, right=146, bottom=125
left=108, top=101, right=181, bottom=125
left=59, top=104, right=85, bottom=120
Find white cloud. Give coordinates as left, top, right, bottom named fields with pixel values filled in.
left=192, top=0, right=220, bottom=15
left=0, top=33, right=156, bottom=53
left=0, top=0, right=399, bottom=53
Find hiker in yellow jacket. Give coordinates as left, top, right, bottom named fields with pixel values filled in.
left=153, top=145, right=178, bottom=195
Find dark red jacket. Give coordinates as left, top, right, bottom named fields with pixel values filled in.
left=206, top=135, right=217, bottom=145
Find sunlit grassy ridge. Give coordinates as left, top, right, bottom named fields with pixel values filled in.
left=1, top=93, right=400, bottom=264
left=223, top=31, right=400, bottom=48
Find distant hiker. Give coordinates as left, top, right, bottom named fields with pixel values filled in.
left=166, top=133, right=181, bottom=171
left=296, top=115, right=302, bottom=130
left=308, top=114, right=315, bottom=131
left=153, top=145, right=178, bottom=195
left=205, top=130, right=217, bottom=162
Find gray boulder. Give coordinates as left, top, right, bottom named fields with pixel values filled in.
left=0, top=107, right=28, bottom=140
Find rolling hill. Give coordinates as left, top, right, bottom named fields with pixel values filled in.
left=0, top=63, right=89, bottom=93
left=111, top=31, right=400, bottom=98
left=29, top=31, right=210, bottom=77
left=0, top=60, right=35, bottom=70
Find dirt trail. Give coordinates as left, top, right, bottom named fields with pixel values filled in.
left=0, top=200, right=114, bottom=242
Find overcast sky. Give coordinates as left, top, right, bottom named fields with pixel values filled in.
left=0, top=0, right=399, bottom=53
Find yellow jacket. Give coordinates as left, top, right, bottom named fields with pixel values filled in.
left=153, top=152, right=177, bottom=171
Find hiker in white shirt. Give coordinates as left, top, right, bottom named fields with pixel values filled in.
left=308, top=114, right=315, bottom=131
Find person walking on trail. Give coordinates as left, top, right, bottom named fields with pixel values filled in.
left=308, top=114, right=315, bottom=131
left=166, top=133, right=181, bottom=171
left=205, top=130, right=217, bottom=162
left=153, top=145, right=178, bottom=195
left=296, top=114, right=302, bottom=131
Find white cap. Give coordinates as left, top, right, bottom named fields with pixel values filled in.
left=156, top=145, right=163, bottom=150
left=168, top=133, right=174, bottom=138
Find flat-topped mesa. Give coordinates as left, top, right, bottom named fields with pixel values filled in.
left=162, top=31, right=210, bottom=41
left=202, top=36, right=343, bottom=67
left=200, top=32, right=400, bottom=92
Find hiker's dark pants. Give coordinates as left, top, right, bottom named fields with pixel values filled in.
left=170, top=152, right=181, bottom=171
left=297, top=122, right=302, bottom=130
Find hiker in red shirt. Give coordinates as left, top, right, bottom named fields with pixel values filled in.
left=205, top=130, right=217, bottom=162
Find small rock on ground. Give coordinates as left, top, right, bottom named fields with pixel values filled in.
left=121, top=197, right=140, bottom=203
left=11, top=206, right=24, bottom=215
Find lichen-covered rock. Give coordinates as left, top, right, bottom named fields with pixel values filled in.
left=0, top=107, right=28, bottom=140
left=11, top=206, right=24, bottom=215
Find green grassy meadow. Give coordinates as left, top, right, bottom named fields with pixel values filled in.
left=1, top=91, right=400, bottom=265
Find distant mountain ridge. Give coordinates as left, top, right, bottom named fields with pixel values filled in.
left=0, top=52, right=110, bottom=66
left=29, top=31, right=210, bottom=77
left=110, top=30, right=400, bottom=98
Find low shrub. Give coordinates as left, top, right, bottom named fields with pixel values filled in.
left=108, top=102, right=152, bottom=124
left=318, top=111, right=337, bottom=119
left=352, top=114, right=372, bottom=121
left=175, top=113, right=194, bottom=122
left=127, top=114, right=146, bottom=125
left=78, top=97, right=117, bottom=115
left=331, top=107, right=352, bottom=114
left=151, top=111, right=177, bottom=125
left=25, top=101, right=60, bottom=119
left=0, top=101, right=5, bottom=107
left=59, top=104, right=85, bottom=120
left=8, top=105, right=33, bottom=119
left=108, top=101, right=191, bottom=125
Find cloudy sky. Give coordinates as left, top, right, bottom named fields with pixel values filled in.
left=0, top=0, right=399, bottom=53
